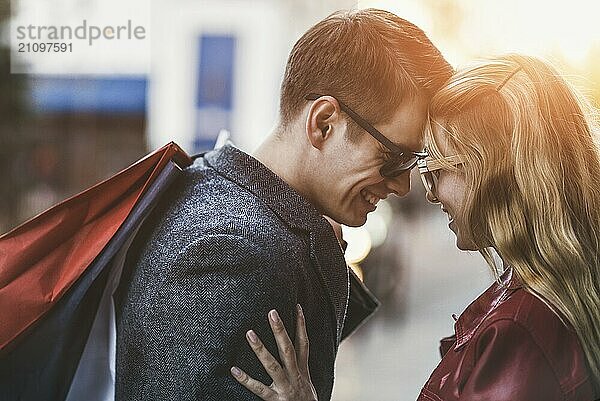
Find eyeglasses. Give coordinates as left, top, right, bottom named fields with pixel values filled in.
left=417, top=154, right=465, bottom=203
left=305, top=93, right=427, bottom=178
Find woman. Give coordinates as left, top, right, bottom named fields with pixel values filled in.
left=230, top=54, right=600, bottom=400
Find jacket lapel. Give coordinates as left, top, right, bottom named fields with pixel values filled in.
left=308, top=223, right=349, bottom=344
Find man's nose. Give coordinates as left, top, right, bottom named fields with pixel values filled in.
left=385, top=171, right=411, bottom=197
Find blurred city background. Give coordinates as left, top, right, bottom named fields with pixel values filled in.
left=1, top=0, right=599, bottom=400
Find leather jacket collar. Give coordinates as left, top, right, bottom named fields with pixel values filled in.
left=452, top=268, right=522, bottom=351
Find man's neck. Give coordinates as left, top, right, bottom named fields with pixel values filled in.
left=252, top=131, right=312, bottom=204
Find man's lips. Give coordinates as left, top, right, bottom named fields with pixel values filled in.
left=360, top=189, right=386, bottom=207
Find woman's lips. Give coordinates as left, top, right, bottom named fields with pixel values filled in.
left=442, top=206, right=454, bottom=225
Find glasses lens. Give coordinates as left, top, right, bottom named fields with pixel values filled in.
left=380, top=154, right=419, bottom=178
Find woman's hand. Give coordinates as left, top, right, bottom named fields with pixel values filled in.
left=231, top=305, right=318, bottom=401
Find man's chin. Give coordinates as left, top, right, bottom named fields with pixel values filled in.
left=340, top=212, right=367, bottom=228
left=341, top=199, right=376, bottom=227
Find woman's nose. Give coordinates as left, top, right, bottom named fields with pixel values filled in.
left=425, top=190, right=439, bottom=204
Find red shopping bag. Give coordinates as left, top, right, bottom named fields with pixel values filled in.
left=0, top=142, right=192, bottom=352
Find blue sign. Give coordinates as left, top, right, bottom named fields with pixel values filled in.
left=194, top=35, right=236, bottom=152
left=29, top=76, right=147, bottom=113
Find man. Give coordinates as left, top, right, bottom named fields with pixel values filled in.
left=115, top=8, right=452, bottom=401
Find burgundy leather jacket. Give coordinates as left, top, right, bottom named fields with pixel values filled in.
left=418, top=269, right=598, bottom=401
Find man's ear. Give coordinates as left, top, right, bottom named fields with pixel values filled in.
left=305, top=96, right=342, bottom=150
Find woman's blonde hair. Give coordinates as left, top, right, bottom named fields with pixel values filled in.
left=427, top=54, right=600, bottom=385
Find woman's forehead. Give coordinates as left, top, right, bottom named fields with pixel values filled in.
left=427, top=119, right=454, bottom=155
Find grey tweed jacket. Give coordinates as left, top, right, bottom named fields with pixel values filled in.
left=115, top=144, right=351, bottom=401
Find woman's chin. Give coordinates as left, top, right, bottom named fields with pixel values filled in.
left=453, top=230, right=479, bottom=251
left=456, top=240, right=478, bottom=251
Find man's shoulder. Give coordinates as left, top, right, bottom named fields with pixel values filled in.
left=167, top=158, right=282, bottom=226
left=181, top=156, right=251, bottom=203
left=138, top=156, right=311, bottom=259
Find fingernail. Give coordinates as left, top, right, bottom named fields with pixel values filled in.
left=269, top=310, right=280, bottom=323
left=231, top=366, right=242, bottom=377
left=297, top=304, right=304, bottom=316
left=247, top=330, right=258, bottom=343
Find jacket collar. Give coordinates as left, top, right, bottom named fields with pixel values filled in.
left=453, top=267, right=522, bottom=351
left=204, top=143, right=326, bottom=233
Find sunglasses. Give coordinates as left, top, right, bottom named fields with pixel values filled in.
left=417, top=154, right=465, bottom=203
left=305, top=93, right=427, bottom=178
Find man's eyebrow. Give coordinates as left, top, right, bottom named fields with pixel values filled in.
left=390, top=142, right=420, bottom=153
